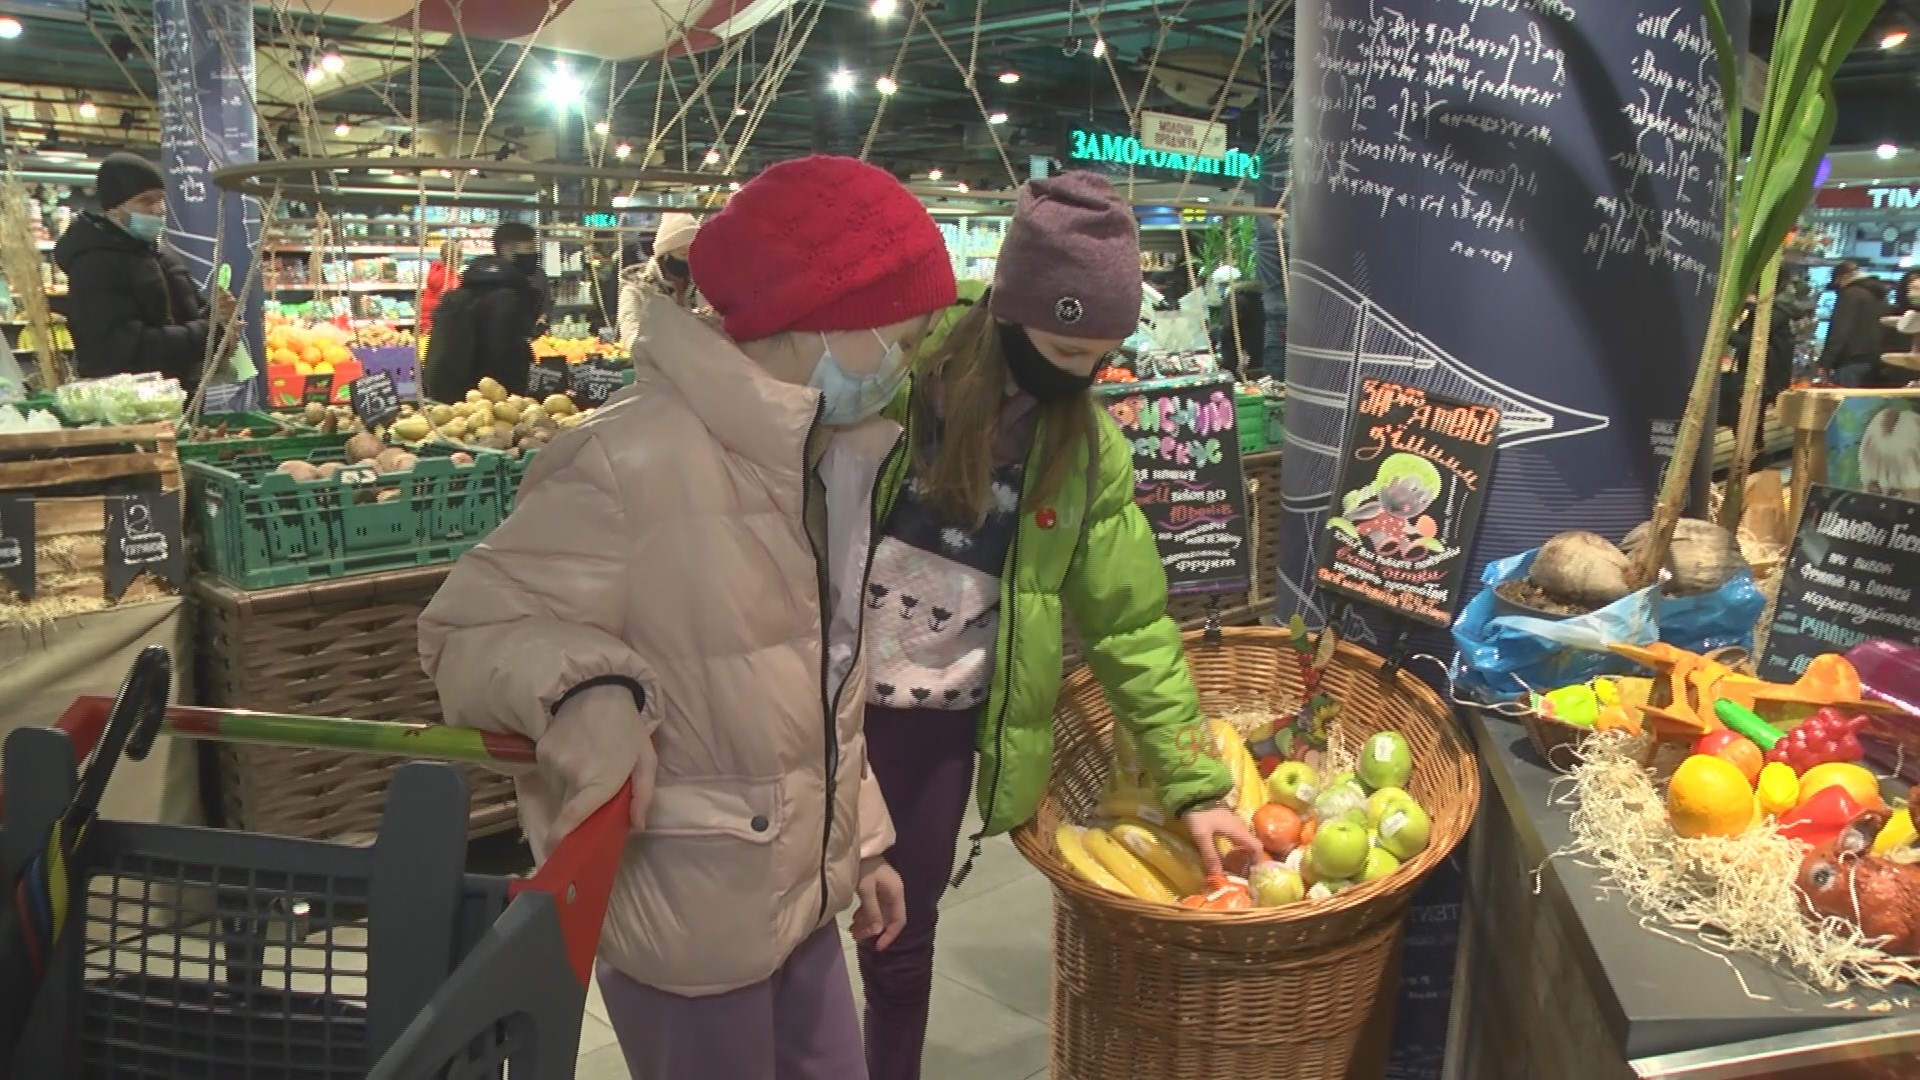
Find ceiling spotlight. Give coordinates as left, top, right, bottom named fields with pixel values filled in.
left=986, top=111, right=1009, bottom=125
left=830, top=68, right=856, bottom=94
left=733, top=105, right=749, bottom=117
left=546, top=64, right=584, bottom=108
left=1092, top=37, right=1107, bottom=58
left=319, top=46, right=345, bottom=74
left=109, top=34, right=134, bottom=61
left=333, top=115, right=351, bottom=137
left=469, top=168, right=480, bottom=176
left=593, top=119, right=610, bottom=136
left=494, top=142, right=514, bottom=161
left=305, top=63, right=325, bottom=85
left=1878, top=142, right=1901, bottom=160
left=614, top=142, right=633, bottom=160
left=869, top=0, right=897, bottom=16
left=275, top=121, right=293, bottom=144
left=998, top=71, right=1020, bottom=84
left=77, top=97, right=98, bottom=119
left=875, top=75, right=898, bottom=95
left=1882, top=28, right=1909, bottom=50
left=0, top=17, right=22, bottom=40
left=955, top=181, right=970, bottom=193
left=704, top=148, right=723, bottom=166
left=927, top=167, right=943, bottom=181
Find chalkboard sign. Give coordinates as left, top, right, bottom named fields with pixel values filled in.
left=528, top=358, right=571, bottom=400
left=1097, top=374, right=1252, bottom=595
left=347, top=372, right=402, bottom=429
left=103, top=493, right=184, bottom=602
left=1759, top=485, right=1920, bottom=682
left=570, top=361, right=627, bottom=410
left=0, top=496, right=36, bottom=599
left=1317, top=379, right=1499, bottom=629
left=302, top=374, right=334, bottom=406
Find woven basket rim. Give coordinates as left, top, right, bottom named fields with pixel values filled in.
left=1012, top=626, right=1479, bottom=930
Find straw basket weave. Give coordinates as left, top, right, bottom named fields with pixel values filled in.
left=1011, top=627, right=1478, bottom=1080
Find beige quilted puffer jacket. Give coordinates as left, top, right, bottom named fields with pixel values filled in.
left=419, top=296, right=897, bottom=997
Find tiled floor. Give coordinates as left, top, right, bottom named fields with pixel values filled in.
left=574, top=810, right=1054, bottom=1079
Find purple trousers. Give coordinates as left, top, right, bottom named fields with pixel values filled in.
left=597, top=922, right=867, bottom=1080
left=856, top=705, right=980, bottom=1080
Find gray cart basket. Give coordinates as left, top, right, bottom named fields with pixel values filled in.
left=2, top=712, right=628, bottom=1079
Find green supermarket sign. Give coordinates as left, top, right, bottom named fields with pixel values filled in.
left=1067, top=129, right=1261, bottom=181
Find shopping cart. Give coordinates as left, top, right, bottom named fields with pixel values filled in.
left=1, top=657, right=629, bottom=1079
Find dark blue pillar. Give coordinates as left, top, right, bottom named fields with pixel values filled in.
left=155, top=0, right=264, bottom=411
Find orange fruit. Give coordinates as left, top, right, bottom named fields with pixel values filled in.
left=1668, top=754, right=1757, bottom=839
left=1712, top=738, right=1764, bottom=785
left=1796, top=762, right=1883, bottom=811
left=1252, top=803, right=1303, bottom=856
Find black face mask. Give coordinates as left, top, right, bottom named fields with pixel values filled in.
left=998, top=321, right=1094, bottom=404
left=511, top=253, right=541, bottom=276
left=659, top=253, right=690, bottom=281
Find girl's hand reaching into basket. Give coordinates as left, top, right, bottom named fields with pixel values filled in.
left=1182, top=804, right=1263, bottom=878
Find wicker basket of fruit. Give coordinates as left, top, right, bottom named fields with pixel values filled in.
left=1010, top=625, right=1477, bottom=1080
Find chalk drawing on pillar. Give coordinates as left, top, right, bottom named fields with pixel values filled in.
left=1276, top=258, right=1610, bottom=637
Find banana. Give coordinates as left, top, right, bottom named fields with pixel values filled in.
left=1108, top=819, right=1206, bottom=896
left=1098, top=787, right=1171, bottom=826
left=1056, top=825, right=1129, bottom=895
left=1082, top=826, right=1179, bottom=903
left=1207, top=718, right=1268, bottom=820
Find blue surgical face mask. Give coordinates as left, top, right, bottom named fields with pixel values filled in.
left=124, top=211, right=165, bottom=246
left=810, top=330, right=908, bottom=426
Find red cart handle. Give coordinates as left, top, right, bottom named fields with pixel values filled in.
left=13, top=696, right=628, bottom=988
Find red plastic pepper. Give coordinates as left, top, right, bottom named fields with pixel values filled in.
left=1776, top=785, right=1863, bottom=849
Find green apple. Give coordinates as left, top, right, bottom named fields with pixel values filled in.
left=1310, top=818, right=1370, bottom=880
left=1312, top=783, right=1369, bottom=826
left=1266, top=760, right=1320, bottom=812
left=1378, top=800, right=1433, bottom=861
left=1327, top=770, right=1361, bottom=795
left=1360, top=846, right=1401, bottom=882
left=1366, top=786, right=1417, bottom=828
left=1358, top=731, right=1414, bottom=791
left=1247, top=861, right=1306, bottom=906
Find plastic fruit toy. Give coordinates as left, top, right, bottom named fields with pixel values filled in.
left=1796, top=761, right=1883, bottom=810
left=1694, top=729, right=1764, bottom=784
left=1668, top=754, right=1758, bottom=839
left=1756, top=762, right=1800, bottom=816
left=1764, top=708, right=1869, bottom=773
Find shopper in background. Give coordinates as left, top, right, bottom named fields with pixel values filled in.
left=418, top=238, right=462, bottom=334
left=855, top=171, right=1261, bottom=1080
left=419, top=155, right=960, bottom=1080
left=617, top=212, right=702, bottom=351
left=56, top=151, right=237, bottom=389
left=1818, top=260, right=1893, bottom=388
left=422, top=221, right=544, bottom=402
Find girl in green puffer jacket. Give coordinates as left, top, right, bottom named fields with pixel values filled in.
left=857, top=172, right=1262, bottom=1080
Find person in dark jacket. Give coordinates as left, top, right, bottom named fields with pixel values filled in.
left=1818, top=261, right=1891, bottom=387
left=54, top=152, right=236, bottom=388
left=424, top=222, right=545, bottom=401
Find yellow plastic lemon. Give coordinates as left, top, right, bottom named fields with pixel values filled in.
left=1668, top=754, right=1757, bottom=839
left=1755, top=761, right=1799, bottom=816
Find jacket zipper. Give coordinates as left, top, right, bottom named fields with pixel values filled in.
left=800, top=400, right=837, bottom=922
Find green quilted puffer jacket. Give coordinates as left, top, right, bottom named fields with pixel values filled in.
left=875, top=284, right=1233, bottom=837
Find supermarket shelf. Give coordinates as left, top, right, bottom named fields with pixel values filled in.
left=266, top=281, right=421, bottom=293
left=266, top=246, right=437, bottom=256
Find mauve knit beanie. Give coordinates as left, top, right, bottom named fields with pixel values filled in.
left=690, top=156, right=956, bottom=343
left=990, top=171, right=1142, bottom=340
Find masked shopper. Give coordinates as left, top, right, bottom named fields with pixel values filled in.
left=618, top=212, right=703, bottom=350
left=855, top=171, right=1263, bottom=1080
left=418, top=155, right=966, bottom=1080
left=56, top=152, right=237, bottom=389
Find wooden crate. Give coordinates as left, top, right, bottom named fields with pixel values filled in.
left=0, top=423, right=182, bottom=608
left=193, top=565, right=518, bottom=843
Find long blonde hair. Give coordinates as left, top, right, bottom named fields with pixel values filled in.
left=913, top=304, right=1098, bottom=527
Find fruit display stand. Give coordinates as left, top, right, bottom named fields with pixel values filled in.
left=1451, top=709, right=1920, bottom=1079
left=1012, top=628, right=1477, bottom=1079
left=191, top=565, right=518, bottom=843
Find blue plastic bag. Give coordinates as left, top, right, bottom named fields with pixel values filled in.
left=1452, top=548, right=1768, bottom=703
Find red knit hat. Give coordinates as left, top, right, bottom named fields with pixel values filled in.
left=690, top=156, right=957, bottom=342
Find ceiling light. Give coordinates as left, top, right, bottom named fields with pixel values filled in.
left=77, top=97, right=98, bottom=119
left=704, top=148, right=722, bottom=166
left=955, top=181, right=970, bottom=193
left=1878, top=143, right=1900, bottom=160
left=733, top=105, right=749, bottom=117
left=614, top=142, right=632, bottom=160
left=333, top=116, right=351, bottom=137
left=729, top=181, right=741, bottom=191
left=319, top=47, right=345, bottom=74
left=987, top=111, right=1008, bottom=125
left=305, top=64, right=325, bottom=85
left=546, top=64, right=584, bottom=109
left=1882, top=28, right=1909, bottom=50
left=593, top=120, right=610, bottom=136
left=1092, top=38, right=1107, bottom=58
left=0, top=17, right=23, bottom=40
left=998, top=71, right=1020, bottom=84
left=830, top=69, right=856, bottom=94
left=869, top=0, right=897, bottom=16
left=927, top=167, right=943, bottom=181
left=875, top=75, right=898, bottom=95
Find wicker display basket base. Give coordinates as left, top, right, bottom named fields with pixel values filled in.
left=1012, top=627, right=1479, bottom=1080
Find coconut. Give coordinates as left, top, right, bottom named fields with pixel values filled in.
left=1527, top=530, right=1633, bottom=610
left=1621, top=518, right=1745, bottom=596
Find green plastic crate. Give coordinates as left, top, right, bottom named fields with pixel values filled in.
left=187, top=444, right=510, bottom=589
left=177, top=412, right=334, bottom=465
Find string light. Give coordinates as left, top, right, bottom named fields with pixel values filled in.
left=876, top=75, right=898, bottom=95
left=614, top=142, right=632, bottom=160
left=1092, top=38, right=1107, bottom=58
left=830, top=69, right=856, bottom=94
left=593, top=120, right=610, bottom=136
left=0, top=17, right=23, bottom=40
left=987, top=111, right=1008, bottom=125
left=704, top=148, right=723, bottom=166
left=927, top=167, right=943, bottom=181
left=998, top=71, right=1020, bottom=84
left=1882, top=28, right=1909, bottom=50
left=869, top=0, right=897, bottom=16
left=77, top=97, right=98, bottom=119
left=318, top=46, right=345, bottom=74
left=333, top=115, right=350, bottom=137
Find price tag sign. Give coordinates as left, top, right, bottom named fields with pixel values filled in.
left=0, top=495, right=36, bottom=600
left=103, top=493, right=184, bottom=602
left=348, top=372, right=403, bottom=429
left=302, top=374, right=335, bottom=405
left=570, top=362, right=627, bottom=410
left=527, top=359, right=572, bottom=400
